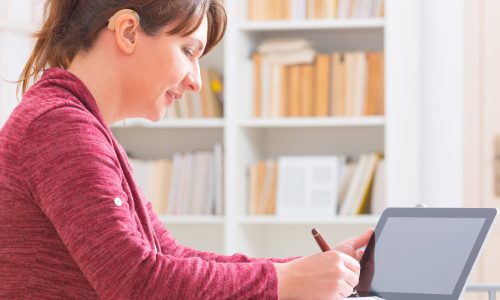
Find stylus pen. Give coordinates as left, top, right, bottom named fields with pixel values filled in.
left=311, top=228, right=331, bottom=251
left=311, top=228, right=360, bottom=298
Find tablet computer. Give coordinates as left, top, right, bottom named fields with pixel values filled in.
left=355, top=207, right=497, bottom=300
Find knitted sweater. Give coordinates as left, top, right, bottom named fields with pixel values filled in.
left=0, top=68, right=293, bottom=299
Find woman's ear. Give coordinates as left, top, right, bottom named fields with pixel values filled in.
left=111, top=12, right=140, bottom=54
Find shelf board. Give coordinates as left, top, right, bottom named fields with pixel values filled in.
left=240, top=116, right=385, bottom=128
left=113, top=118, right=224, bottom=129
left=159, top=215, right=225, bottom=225
left=240, top=215, right=380, bottom=225
left=238, top=18, right=384, bottom=31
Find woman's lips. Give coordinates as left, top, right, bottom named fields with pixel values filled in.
left=165, top=91, right=182, bottom=106
left=165, top=92, right=174, bottom=106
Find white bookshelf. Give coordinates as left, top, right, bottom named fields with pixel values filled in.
left=220, top=1, right=389, bottom=258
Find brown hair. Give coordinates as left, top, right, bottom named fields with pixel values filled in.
left=18, top=0, right=227, bottom=98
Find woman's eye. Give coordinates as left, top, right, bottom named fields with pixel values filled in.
left=183, top=47, right=194, bottom=57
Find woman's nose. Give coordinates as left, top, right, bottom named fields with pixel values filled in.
left=184, top=66, right=202, bottom=92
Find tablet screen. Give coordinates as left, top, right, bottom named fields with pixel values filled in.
left=357, top=217, right=485, bottom=295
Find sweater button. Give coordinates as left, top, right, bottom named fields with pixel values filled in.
left=114, top=197, right=123, bottom=207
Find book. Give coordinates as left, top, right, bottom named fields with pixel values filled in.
left=257, top=160, right=276, bottom=214
left=250, top=160, right=268, bottom=214
left=253, top=52, right=263, bottom=117
left=264, top=49, right=316, bottom=65
left=300, top=64, right=314, bottom=117
left=314, top=54, right=330, bottom=116
left=289, top=65, right=302, bottom=117
left=152, top=159, right=172, bottom=215
left=337, top=161, right=357, bottom=212
left=331, top=52, right=347, bottom=116
left=257, top=39, right=312, bottom=53
left=276, top=156, right=343, bottom=217
left=339, top=153, right=381, bottom=215
left=364, top=52, right=385, bottom=115
left=167, top=153, right=182, bottom=215
left=370, top=158, right=386, bottom=215
left=352, top=52, right=368, bottom=116
left=213, top=143, right=224, bottom=215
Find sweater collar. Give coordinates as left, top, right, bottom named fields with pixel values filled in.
left=39, top=67, right=109, bottom=129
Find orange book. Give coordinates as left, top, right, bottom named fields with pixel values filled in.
left=281, top=66, right=290, bottom=117
left=278, top=0, right=291, bottom=20
left=253, top=52, right=262, bottom=117
left=314, top=54, right=330, bottom=116
left=249, top=163, right=258, bottom=214
left=289, top=65, right=301, bottom=117
left=265, top=161, right=278, bottom=214
left=364, top=52, right=385, bottom=116
left=331, top=53, right=347, bottom=116
left=314, top=0, right=324, bottom=19
left=254, top=161, right=268, bottom=214
left=269, top=0, right=280, bottom=20
left=301, top=64, right=314, bottom=117
left=248, top=0, right=256, bottom=20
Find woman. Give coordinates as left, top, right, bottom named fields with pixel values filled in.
left=0, top=1, right=373, bottom=299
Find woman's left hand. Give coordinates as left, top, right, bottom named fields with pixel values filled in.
left=333, top=228, right=374, bottom=261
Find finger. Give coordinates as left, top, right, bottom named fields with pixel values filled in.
left=351, top=228, right=374, bottom=249
left=356, top=249, right=365, bottom=261
left=343, top=265, right=359, bottom=288
left=338, top=280, right=355, bottom=298
left=339, top=252, right=361, bottom=276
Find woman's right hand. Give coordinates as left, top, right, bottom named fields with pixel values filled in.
left=274, top=250, right=360, bottom=300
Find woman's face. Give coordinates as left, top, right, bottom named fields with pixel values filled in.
left=124, top=16, right=207, bottom=121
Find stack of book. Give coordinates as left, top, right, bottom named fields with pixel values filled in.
left=247, top=0, right=384, bottom=21
left=129, top=144, right=224, bottom=216
left=253, top=39, right=384, bottom=118
left=248, top=153, right=385, bottom=217
left=164, top=68, right=223, bottom=119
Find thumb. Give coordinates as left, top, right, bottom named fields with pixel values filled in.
left=351, top=228, right=374, bottom=249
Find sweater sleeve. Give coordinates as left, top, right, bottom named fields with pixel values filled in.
left=147, top=202, right=300, bottom=264
left=19, top=107, right=280, bottom=300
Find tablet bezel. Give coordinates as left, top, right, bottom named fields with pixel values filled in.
left=356, top=207, right=497, bottom=300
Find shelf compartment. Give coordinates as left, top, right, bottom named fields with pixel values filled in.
left=112, top=127, right=223, bottom=159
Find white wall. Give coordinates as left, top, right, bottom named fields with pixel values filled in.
left=420, top=0, right=464, bottom=207
left=0, top=0, right=40, bottom=127
left=386, top=0, right=465, bottom=208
